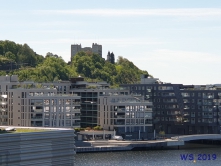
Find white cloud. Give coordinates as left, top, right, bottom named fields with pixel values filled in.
left=34, top=8, right=221, bottom=17
left=131, top=49, right=221, bottom=64
left=26, top=38, right=164, bottom=46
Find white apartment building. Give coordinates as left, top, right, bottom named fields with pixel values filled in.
left=98, top=94, right=153, bottom=139
left=0, top=75, right=81, bottom=128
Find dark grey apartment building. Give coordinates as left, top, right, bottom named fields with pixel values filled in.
left=121, top=75, right=221, bottom=135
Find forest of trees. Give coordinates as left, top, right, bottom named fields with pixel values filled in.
left=0, top=40, right=150, bottom=86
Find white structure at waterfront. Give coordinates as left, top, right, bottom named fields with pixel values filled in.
left=0, top=75, right=80, bottom=128
left=98, top=94, right=153, bottom=137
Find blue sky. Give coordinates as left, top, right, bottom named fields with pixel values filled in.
left=1, top=0, right=221, bottom=85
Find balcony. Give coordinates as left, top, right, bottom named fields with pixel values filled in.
left=73, top=123, right=80, bottom=127
left=145, top=108, right=152, bottom=111
left=181, top=95, right=190, bottom=98
left=72, top=116, right=80, bottom=119
left=202, top=108, right=213, bottom=112
left=0, top=101, right=7, bottom=105
left=202, top=115, right=213, bottom=118
left=32, top=109, right=43, bottom=113
left=0, top=95, right=7, bottom=98
left=31, top=124, right=43, bottom=127
left=31, top=117, right=43, bottom=120
left=114, top=115, right=125, bottom=119
left=73, top=102, right=81, bottom=105
left=0, top=108, right=7, bottom=112
left=162, top=93, right=175, bottom=97
left=2, top=115, right=8, bottom=118
left=114, top=122, right=125, bottom=125
left=203, top=95, right=214, bottom=99
left=183, top=119, right=189, bottom=123
left=73, top=109, right=80, bottom=112
left=35, top=102, right=43, bottom=106
left=116, top=108, right=126, bottom=112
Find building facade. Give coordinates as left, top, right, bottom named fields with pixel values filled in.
left=98, top=94, right=153, bottom=139
left=71, top=43, right=102, bottom=59
left=0, top=75, right=81, bottom=128
left=69, top=77, right=129, bottom=128
left=121, top=75, right=221, bottom=135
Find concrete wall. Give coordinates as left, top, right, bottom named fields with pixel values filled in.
left=0, top=130, right=75, bottom=166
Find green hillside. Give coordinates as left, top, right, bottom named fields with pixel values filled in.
left=0, top=40, right=150, bottom=86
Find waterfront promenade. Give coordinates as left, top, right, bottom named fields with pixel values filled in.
left=76, top=139, right=184, bottom=153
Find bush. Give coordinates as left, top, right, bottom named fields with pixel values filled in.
left=93, top=126, right=103, bottom=130
left=74, top=128, right=85, bottom=132
left=159, top=131, right=165, bottom=136
left=85, top=127, right=91, bottom=130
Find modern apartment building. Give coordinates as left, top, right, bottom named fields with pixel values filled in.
left=69, top=77, right=130, bottom=128
left=71, top=43, right=102, bottom=59
left=121, top=75, right=221, bottom=135
left=98, top=94, right=153, bottom=139
left=0, top=75, right=81, bottom=128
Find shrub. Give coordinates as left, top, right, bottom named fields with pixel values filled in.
left=93, top=126, right=103, bottom=130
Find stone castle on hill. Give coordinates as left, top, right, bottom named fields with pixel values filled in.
left=71, top=43, right=102, bottom=59
left=71, top=43, right=115, bottom=64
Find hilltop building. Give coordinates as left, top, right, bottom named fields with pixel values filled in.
left=71, top=43, right=102, bottom=60
left=107, top=51, right=115, bottom=64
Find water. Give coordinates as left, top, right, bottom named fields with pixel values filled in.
left=75, top=144, right=221, bottom=166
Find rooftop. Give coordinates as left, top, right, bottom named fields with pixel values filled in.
left=0, top=126, right=73, bottom=134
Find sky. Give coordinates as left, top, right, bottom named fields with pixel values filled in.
left=1, top=0, right=221, bottom=85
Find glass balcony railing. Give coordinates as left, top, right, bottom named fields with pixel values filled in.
left=32, top=109, right=43, bottom=113
left=114, top=115, right=125, bottom=118
left=117, top=108, right=126, bottom=112
left=114, top=122, right=125, bottom=125
left=31, top=117, right=43, bottom=119
left=0, top=108, right=7, bottom=112
left=0, top=101, right=7, bottom=105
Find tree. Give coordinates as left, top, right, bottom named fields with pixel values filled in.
left=5, top=51, right=16, bottom=61
left=0, top=44, right=3, bottom=55
left=0, top=40, right=151, bottom=86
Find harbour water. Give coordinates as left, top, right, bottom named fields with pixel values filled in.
left=75, top=143, right=221, bottom=166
